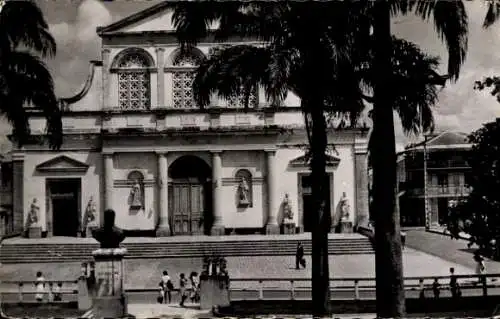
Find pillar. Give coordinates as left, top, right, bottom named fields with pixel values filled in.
left=12, top=152, right=24, bottom=235
left=156, top=152, right=170, bottom=236
left=103, top=153, right=114, bottom=211
left=211, top=151, right=225, bottom=235
left=155, top=47, right=165, bottom=108
left=354, top=143, right=370, bottom=228
left=265, top=150, right=279, bottom=234
left=102, top=49, right=111, bottom=109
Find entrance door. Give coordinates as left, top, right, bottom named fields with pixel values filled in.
left=48, top=179, right=80, bottom=237
left=169, top=183, right=204, bottom=235
left=301, top=174, right=331, bottom=232
left=438, top=197, right=449, bottom=225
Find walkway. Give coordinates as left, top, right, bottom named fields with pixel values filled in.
left=405, top=229, right=500, bottom=273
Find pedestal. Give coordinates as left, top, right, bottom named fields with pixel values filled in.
left=28, top=226, right=42, bottom=238
left=211, top=225, right=225, bottom=236
left=266, top=224, right=280, bottom=235
left=340, top=221, right=353, bottom=233
left=91, top=248, right=128, bottom=318
left=155, top=226, right=171, bottom=237
left=283, top=222, right=296, bottom=234
left=200, top=275, right=230, bottom=310
left=86, top=225, right=98, bottom=238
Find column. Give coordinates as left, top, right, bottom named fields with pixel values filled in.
left=12, top=152, right=24, bottom=235
left=265, top=150, right=279, bottom=234
left=102, top=49, right=111, bottom=109
left=211, top=151, right=225, bottom=235
left=103, top=153, right=114, bottom=211
left=354, top=143, right=370, bottom=229
left=156, top=152, right=170, bottom=236
left=155, top=47, right=165, bottom=108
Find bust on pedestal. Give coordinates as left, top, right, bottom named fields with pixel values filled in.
left=200, top=256, right=230, bottom=311
left=90, top=209, right=127, bottom=318
left=26, top=198, right=42, bottom=238
left=282, top=193, right=296, bottom=234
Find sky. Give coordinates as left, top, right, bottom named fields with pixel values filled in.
left=2, top=0, right=500, bottom=151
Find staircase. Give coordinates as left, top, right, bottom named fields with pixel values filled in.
left=0, top=236, right=373, bottom=264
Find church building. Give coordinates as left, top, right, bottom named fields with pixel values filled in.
left=11, top=2, right=369, bottom=238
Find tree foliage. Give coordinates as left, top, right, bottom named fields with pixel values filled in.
left=0, top=0, right=62, bottom=150
left=448, top=119, right=500, bottom=256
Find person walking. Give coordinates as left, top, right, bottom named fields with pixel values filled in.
left=474, top=251, right=486, bottom=284
left=35, top=271, right=45, bottom=302
left=179, top=273, right=188, bottom=307
left=189, top=272, right=200, bottom=303
left=449, top=267, right=461, bottom=298
left=295, top=242, right=305, bottom=269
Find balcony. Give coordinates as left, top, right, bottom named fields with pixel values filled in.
left=406, top=159, right=470, bottom=170
left=407, top=185, right=471, bottom=197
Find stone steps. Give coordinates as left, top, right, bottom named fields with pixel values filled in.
left=0, top=238, right=374, bottom=263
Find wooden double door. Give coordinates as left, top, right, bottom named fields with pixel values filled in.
left=169, top=182, right=212, bottom=235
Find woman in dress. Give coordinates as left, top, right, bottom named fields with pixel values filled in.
left=189, top=272, right=200, bottom=303
left=35, top=271, right=45, bottom=302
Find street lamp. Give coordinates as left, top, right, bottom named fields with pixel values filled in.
left=420, top=106, right=430, bottom=230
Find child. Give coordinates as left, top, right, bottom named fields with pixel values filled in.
left=157, top=282, right=164, bottom=304
left=53, top=282, right=62, bottom=301
left=432, top=278, right=440, bottom=299
left=449, top=267, right=461, bottom=298
left=190, top=272, right=200, bottom=303
left=179, top=273, right=188, bottom=307
left=161, top=270, right=172, bottom=304
left=35, top=271, right=45, bottom=302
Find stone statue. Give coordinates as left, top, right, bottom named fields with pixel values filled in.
left=238, top=177, right=250, bottom=205
left=84, top=196, right=97, bottom=225
left=28, top=198, right=39, bottom=226
left=129, top=180, right=142, bottom=208
left=91, top=209, right=126, bottom=248
left=283, top=193, right=293, bottom=220
left=339, top=192, right=350, bottom=221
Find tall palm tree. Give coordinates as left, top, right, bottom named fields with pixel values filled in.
left=0, top=0, right=62, bottom=150
left=169, top=2, right=448, bottom=316
left=369, top=1, right=468, bottom=317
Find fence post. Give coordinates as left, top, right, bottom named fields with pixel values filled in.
left=290, top=280, right=295, bottom=300
left=258, top=280, right=263, bottom=300
left=482, top=275, right=488, bottom=297
left=17, top=283, right=23, bottom=303
left=354, top=280, right=359, bottom=300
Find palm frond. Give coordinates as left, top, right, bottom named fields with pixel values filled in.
left=0, top=51, right=62, bottom=149
left=483, top=1, right=500, bottom=28
left=0, top=0, right=56, bottom=56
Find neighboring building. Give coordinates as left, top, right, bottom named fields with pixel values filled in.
left=11, top=2, right=369, bottom=238
left=397, top=131, right=472, bottom=228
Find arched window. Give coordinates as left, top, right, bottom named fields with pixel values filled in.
left=116, top=51, right=152, bottom=110
left=235, top=169, right=253, bottom=207
left=172, top=50, right=204, bottom=109
left=127, top=170, right=145, bottom=209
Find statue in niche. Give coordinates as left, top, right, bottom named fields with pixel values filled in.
left=83, top=196, right=97, bottom=227
left=129, top=180, right=143, bottom=208
left=339, top=192, right=351, bottom=221
left=92, top=209, right=125, bottom=249
left=283, top=193, right=294, bottom=221
left=238, top=177, right=250, bottom=206
left=28, top=198, right=39, bottom=226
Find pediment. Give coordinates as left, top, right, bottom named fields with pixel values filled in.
left=289, top=154, right=340, bottom=168
left=36, top=155, right=89, bottom=173
left=97, top=3, right=218, bottom=35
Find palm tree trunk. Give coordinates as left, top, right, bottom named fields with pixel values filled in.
left=309, top=103, right=331, bottom=316
left=372, top=1, right=405, bottom=318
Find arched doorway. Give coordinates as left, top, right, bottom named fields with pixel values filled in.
left=168, top=155, right=212, bottom=235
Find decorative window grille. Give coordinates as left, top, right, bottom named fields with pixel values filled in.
left=228, top=86, right=258, bottom=108
left=172, top=55, right=199, bottom=109
left=118, top=53, right=150, bottom=110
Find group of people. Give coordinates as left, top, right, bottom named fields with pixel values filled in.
left=34, top=271, right=62, bottom=302
left=158, top=270, right=200, bottom=306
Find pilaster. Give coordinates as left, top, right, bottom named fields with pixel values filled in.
left=12, top=152, right=24, bottom=235
left=155, top=47, right=165, bottom=108
left=354, top=142, right=369, bottom=228
left=103, top=153, right=114, bottom=211
left=265, top=149, right=279, bottom=234
left=211, top=151, right=225, bottom=235
left=102, top=49, right=111, bottom=109
left=156, top=152, right=170, bottom=236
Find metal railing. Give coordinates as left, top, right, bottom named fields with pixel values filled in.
left=407, top=185, right=471, bottom=197
left=1, top=280, right=79, bottom=303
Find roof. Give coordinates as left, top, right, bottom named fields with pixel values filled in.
left=404, top=131, right=471, bottom=152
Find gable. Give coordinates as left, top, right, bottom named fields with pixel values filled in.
left=427, top=132, right=469, bottom=147
left=289, top=154, right=340, bottom=168
left=35, top=155, right=89, bottom=173
left=97, top=2, right=218, bottom=35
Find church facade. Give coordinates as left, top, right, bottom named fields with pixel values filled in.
left=12, top=2, right=369, bottom=238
